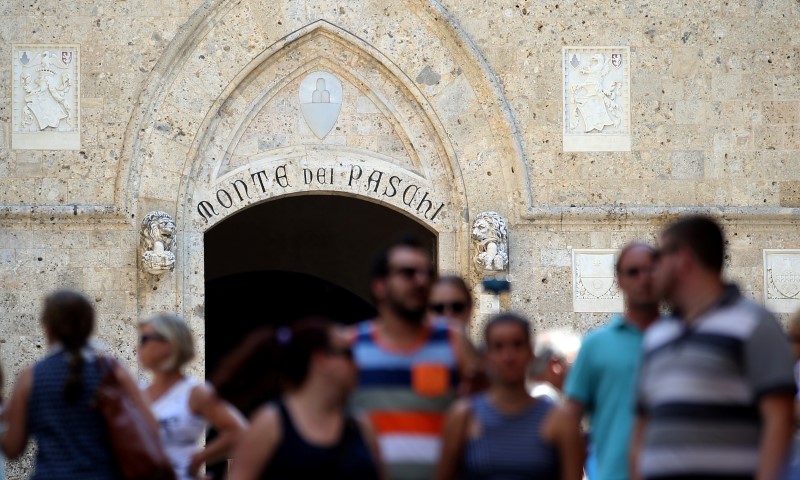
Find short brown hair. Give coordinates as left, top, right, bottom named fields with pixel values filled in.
left=662, top=215, right=725, bottom=274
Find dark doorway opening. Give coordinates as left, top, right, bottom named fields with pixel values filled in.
left=204, top=194, right=437, bottom=378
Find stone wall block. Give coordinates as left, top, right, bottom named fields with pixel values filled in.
left=779, top=181, right=800, bottom=207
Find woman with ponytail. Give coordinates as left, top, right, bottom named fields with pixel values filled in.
left=221, top=318, right=385, bottom=480
left=1, top=290, right=153, bottom=479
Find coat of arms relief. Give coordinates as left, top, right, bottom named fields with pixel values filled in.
left=12, top=45, right=80, bottom=150
left=764, top=250, right=800, bottom=313
left=563, top=47, right=630, bottom=152
left=572, top=249, right=623, bottom=313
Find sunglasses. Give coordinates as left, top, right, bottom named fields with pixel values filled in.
left=139, top=333, right=168, bottom=345
left=327, top=346, right=354, bottom=360
left=429, top=301, right=468, bottom=315
left=621, top=265, right=653, bottom=278
left=389, top=266, right=436, bottom=280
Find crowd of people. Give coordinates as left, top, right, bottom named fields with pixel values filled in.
left=0, top=214, right=798, bottom=480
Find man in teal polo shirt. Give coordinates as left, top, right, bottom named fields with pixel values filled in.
left=564, top=243, right=660, bottom=480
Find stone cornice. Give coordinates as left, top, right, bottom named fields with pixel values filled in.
left=521, top=206, right=800, bottom=226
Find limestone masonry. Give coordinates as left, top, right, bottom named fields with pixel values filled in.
left=0, top=1, right=798, bottom=474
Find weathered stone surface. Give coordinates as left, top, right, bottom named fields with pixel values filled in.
left=0, top=5, right=798, bottom=476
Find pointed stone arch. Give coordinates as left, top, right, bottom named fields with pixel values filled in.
left=122, top=1, right=530, bottom=358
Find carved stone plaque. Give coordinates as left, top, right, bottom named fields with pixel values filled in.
left=12, top=45, right=80, bottom=150
left=299, top=71, right=342, bottom=140
left=479, top=293, right=500, bottom=315
left=562, top=47, right=630, bottom=152
left=572, top=249, right=623, bottom=313
left=763, top=250, right=800, bottom=313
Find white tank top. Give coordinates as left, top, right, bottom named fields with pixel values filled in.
left=149, top=377, right=207, bottom=480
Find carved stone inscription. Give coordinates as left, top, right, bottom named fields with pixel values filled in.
left=563, top=47, right=630, bottom=152
left=572, top=249, right=623, bottom=313
left=763, top=250, right=800, bottom=313
left=12, top=45, right=80, bottom=150
left=196, top=160, right=446, bottom=225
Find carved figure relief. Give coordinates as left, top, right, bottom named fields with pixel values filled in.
left=562, top=47, right=630, bottom=152
left=21, top=51, right=72, bottom=130
left=472, top=212, right=509, bottom=272
left=764, top=250, right=800, bottom=313
left=12, top=45, right=80, bottom=150
left=140, top=211, right=177, bottom=275
left=572, top=249, right=623, bottom=312
left=299, top=71, right=343, bottom=139
left=569, top=54, right=621, bottom=133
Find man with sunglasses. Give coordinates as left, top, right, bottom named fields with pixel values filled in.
left=563, top=242, right=660, bottom=480
left=632, top=216, right=795, bottom=480
left=349, top=238, right=477, bottom=480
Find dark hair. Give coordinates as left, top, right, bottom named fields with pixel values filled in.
left=433, top=275, right=473, bottom=308
left=369, top=236, right=429, bottom=280
left=211, top=317, right=335, bottom=415
left=41, top=290, right=95, bottom=403
left=615, top=242, right=658, bottom=273
left=662, top=215, right=725, bottom=274
left=484, top=312, right=532, bottom=344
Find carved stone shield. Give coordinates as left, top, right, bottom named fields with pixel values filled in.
left=576, top=253, right=616, bottom=298
left=299, top=71, right=342, bottom=140
left=61, top=51, right=72, bottom=65
left=768, top=255, right=800, bottom=299
left=611, top=53, right=622, bottom=68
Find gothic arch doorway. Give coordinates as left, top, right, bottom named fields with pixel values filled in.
left=203, top=194, right=437, bottom=376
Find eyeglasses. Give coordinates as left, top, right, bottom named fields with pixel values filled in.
left=620, top=265, right=654, bottom=278
left=139, top=333, right=168, bottom=345
left=326, top=346, right=354, bottom=360
left=429, top=301, right=468, bottom=315
left=389, top=266, right=435, bottom=281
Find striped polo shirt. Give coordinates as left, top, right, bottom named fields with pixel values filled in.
left=636, top=284, right=796, bottom=480
left=350, top=319, right=459, bottom=480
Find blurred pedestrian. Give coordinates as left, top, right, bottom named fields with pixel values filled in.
left=563, top=242, right=660, bottom=480
left=633, top=216, right=796, bottom=479
left=529, top=330, right=581, bottom=401
left=429, top=275, right=473, bottom=327
left=228, top=318, right=384, bottom=480
left=139, top=313, right=246, bottom=480
left=786, top=312, right=800, bottom=479
left=350, top=238, right=478, bottom=480
left=0, top=360, right=5, bottom=480
left=435, top=313, right=583, bottom=480
left=1, top=290, right=152, bottom=479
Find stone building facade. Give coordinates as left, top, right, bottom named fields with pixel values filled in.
left=0, top=0, right=798, bottom=474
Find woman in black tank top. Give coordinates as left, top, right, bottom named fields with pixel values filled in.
left=227, top=318, right=384, bottom=480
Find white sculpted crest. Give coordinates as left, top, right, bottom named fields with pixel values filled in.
left=140, top=211, right=177, bottom=275
left=763, top=250, right=800, bottom=313
left=568, top=53, right=622, bottom=133
left=472, top=212, right=509, bottom=272
left=299, top=71, right=343, bottom=139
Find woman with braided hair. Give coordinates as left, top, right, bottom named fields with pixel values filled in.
left=1, top=290, right=154, bottom=479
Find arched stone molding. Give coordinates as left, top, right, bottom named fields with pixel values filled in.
left=121, top=0, right=531, bottom=220
left=124, top=2, right=534, bottom=353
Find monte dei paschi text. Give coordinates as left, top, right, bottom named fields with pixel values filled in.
left=196, top=163, right=446, bottom=223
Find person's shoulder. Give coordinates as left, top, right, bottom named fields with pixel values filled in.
left=447, top=396, right=474, bottom=419
left=579, top=316, right=623, bottom=344
left=642, top=316, right=682, bottom=351
left=251, top=401, right=282, bottom=428
left=345, top=319, right=375, bottom=344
